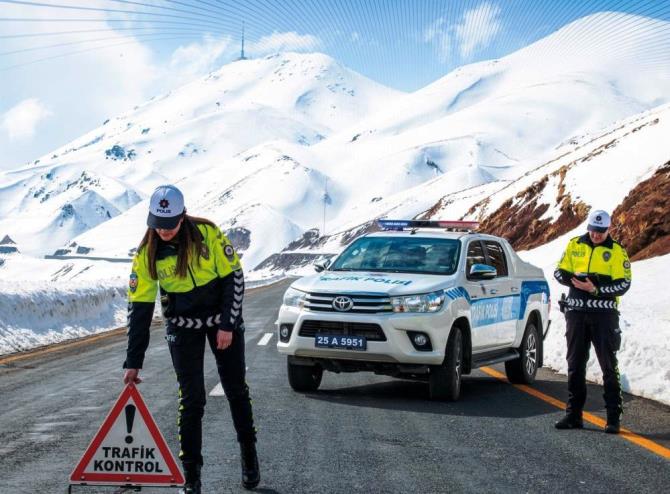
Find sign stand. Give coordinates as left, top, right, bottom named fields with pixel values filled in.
left=68, top=383, right=184, bottom=491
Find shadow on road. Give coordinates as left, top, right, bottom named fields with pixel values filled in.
left=304, top=375, right=559, bottom=418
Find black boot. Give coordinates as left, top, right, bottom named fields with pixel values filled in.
left=240, top=441, right=260, bottom=490
left=605, top=412, right=621, bottom=434
left=555, top=413, right=584, bottom=430
left=179, top=463, right=201, bottom=494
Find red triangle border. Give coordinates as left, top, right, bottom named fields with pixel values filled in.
left=69, top=384, right=184, bottom=486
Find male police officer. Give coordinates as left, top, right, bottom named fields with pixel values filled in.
left=554, top=210, right=632, bottom=433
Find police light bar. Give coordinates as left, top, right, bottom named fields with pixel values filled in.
left=377, top=219, right=479, bottom=231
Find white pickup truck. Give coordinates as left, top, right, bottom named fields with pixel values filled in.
left=276, top=220, right=551, bottom=400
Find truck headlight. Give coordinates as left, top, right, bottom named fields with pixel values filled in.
left=282, top=287, right=306, bottom=308
left=391, top=290, right=445, bottom=313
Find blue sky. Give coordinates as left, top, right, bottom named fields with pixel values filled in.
left=1, top=0, right=669, bottom=170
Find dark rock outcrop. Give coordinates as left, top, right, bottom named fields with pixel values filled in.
left=0, top=234, right=19, bottom=254
left=225, top=227, right=251, bottom=253
left=472, top=170, right=589, bottom=251
left=610, top=160, right=670, bottom=261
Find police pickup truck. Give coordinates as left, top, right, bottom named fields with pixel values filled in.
left=276, top=220, right=550, bottom=400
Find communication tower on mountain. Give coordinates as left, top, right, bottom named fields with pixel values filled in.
left=238, top=22, right=247, bottom=61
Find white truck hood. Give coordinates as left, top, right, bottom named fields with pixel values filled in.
left=291, top=271, right=454, bottom=296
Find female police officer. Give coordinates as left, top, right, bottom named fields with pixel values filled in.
left=122, top=185, right=260, bottom=493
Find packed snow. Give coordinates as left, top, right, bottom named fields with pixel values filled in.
left=0, top=254, right=283, bottom=354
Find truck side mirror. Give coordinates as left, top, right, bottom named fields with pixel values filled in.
left=314, top=258, right=331, bottom=273
left=469, top=263, right=497, bottom=280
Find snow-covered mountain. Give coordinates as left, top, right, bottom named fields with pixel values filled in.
left=0, top=12, right=668, bottom=270
left=0, top=52, right=401, bottom=256
left=285, top=102, right=669, bottom=263
left=303, top=11, right=670, bottom=231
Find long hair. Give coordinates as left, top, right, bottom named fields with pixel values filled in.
left=138, top=214, right=217, bottom=279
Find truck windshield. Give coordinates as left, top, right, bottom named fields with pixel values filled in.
left=330, top=236, right=461, bottom=275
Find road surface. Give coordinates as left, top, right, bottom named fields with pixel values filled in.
left=1, top=279, right=668, bottom=493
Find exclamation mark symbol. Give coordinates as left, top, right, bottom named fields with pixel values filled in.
left=125, top=404, right=136, bottom=444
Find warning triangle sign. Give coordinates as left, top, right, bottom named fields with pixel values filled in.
left=69, top=383, right=184, bottom=487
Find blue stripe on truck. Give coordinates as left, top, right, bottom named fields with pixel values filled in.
left=452, top=281, right=548, bottom=328
left=518, top=280, right=550, bottom=320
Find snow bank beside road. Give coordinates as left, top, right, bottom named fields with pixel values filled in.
left=0, top=261, right=286, bottom=356
left=0, top=280, right=127, bottom=355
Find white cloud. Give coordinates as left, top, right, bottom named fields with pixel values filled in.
left=424, top=2, right=503, bottom=63
left=424, top=18, right=452, bottom=63
left=0, top=2, right=158, bottom=168
left=455, top=2, right=502, bottom=58
left=0, top=2, right=239, bottom=169
left=1, top=98, right=52, bottom=141
left=167, top=35, right=234, bottom=86
left=248, top=31, right=322, bottom=56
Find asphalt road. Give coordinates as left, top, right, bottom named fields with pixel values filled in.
left=1, top=279, right=669, bottom=494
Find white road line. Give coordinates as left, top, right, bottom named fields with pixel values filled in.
left=209, top=383, right=225, bottom=397
left=210, top=368, right=248, bottom=397
left=258, top=333, right=273, bottom=346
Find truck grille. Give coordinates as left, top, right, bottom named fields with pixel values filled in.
left=304, top=292, right=393, bottom=313
left=298, top=320, right=387, bottom=341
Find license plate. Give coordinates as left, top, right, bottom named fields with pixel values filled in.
left=314, top=334, right=367, bottom=351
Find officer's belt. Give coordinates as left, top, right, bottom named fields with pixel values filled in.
left=565, top=298, right=617, bottom=310
left=169, top=313, right=223, bottom=329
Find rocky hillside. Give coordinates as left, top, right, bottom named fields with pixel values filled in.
left=610, top=160, right=670, bottom=260
left=252, top=103, right=670, bottom=274
left=459, top=106, right=669, bottom=260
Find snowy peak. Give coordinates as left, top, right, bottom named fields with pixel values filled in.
left=0, top=234, right=19, bottom=254
left=0, top=51, right=402, bottom=257
left=0, top=166, right=142, bottom=255
left=115, top=51, right=402, bottom=137
left=204, top=51, right=403, bottom=130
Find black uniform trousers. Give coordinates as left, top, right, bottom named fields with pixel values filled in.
left=167, top=324, right=256, bottom=467
left=565, top=310, right=622, bottom=416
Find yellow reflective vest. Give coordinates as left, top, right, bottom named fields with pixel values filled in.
left=124, top=221, right=244, bottom=368
left=554, top=233, right=631, bottom=312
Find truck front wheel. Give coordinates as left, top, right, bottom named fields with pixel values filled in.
left=287, top=358, right=323, bottom=392
left=429, top=326, right=463, bottom=401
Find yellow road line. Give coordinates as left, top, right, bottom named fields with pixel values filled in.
left=480, top=366, right=670, bottom=461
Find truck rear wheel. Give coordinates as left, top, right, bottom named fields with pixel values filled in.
left=429, top=326, right=463, bottom=401
left=287, top=358, right=323, bottom=392
left=505, top=321, right=539, bottom=384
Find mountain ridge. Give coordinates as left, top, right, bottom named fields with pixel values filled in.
left=0, top=12, right=668, bottom=270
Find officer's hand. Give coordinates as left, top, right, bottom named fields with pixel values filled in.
left=571, top=277, right=596, bottom=293
left=216, top=329, right=233, bottom=350
left=123, top=369, right=142, bottom=385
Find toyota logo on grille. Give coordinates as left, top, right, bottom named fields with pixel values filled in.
left=332, top=296, right=354, bottom=312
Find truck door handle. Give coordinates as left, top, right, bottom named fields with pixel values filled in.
left=490, top=289, right=498, bottom=295
left=511, top=287, right=519, bottom=292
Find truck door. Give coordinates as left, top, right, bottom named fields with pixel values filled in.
left=464, top=240, right=498, bottom=350
left=483, top=240, right=518, bottom=346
